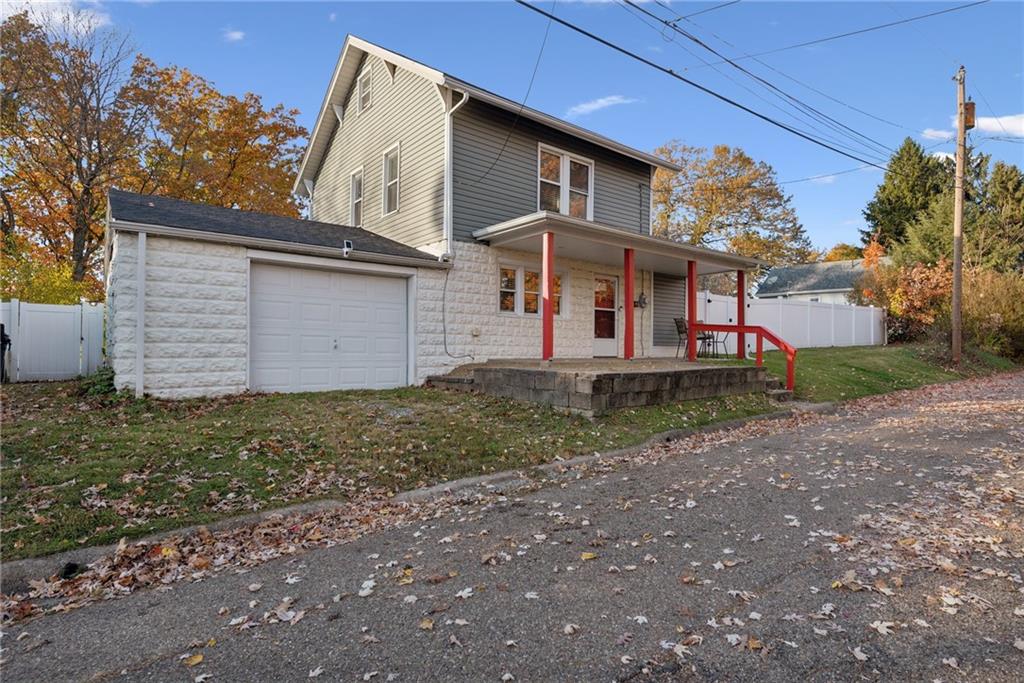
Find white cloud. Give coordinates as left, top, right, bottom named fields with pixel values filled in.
left=975, top=113, right=1024, bottom=137
left=2, top=0, right=111, bottom=31
left=931, top=151, right=955, bottom=161
left=921, top=128, right=954, bottom=141
left=565, top=95, right=639, bottom=119
left=328, top=12, right=336, bottom=22
left=222, top=27, right=245, bottom=43
left=810, top=174, right=836, bottom=185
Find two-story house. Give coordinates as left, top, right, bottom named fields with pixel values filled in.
left=104, top=36, right=760, bottom=398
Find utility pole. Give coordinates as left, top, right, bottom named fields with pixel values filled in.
left=951, top=66, right=966, bottom=365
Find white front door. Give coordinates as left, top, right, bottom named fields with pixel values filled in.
left=249, top=262, right=408, bottom=393
left=593, top=275, right=618, bottom=357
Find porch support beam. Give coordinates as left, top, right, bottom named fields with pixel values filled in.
left=623, top=248, right=635, bottom=360
left=542, top=231, right=555, bottom=360
left=736, top=269, right=746, bottom=359
left=686, top=259, right=697, bottom=361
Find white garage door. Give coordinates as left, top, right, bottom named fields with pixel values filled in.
left=250, top=262, right=409, bottom=392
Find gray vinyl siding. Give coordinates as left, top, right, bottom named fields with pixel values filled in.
left=451, top=99, right=653, bottom=242
left=653, top=273, right=686, bottom=347
left=311, top=54, right=445, bottom=249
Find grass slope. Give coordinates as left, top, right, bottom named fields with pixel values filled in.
left=763, top=343, right=1016, bottom=402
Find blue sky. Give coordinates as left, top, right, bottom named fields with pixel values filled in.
left=28, top=1, right=1024, bottom=250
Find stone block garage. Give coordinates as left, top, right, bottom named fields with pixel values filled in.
left=105, top=189, right=449, bottom=398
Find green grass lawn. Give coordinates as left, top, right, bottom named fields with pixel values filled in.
left=762, top=343, right=1017, bottom=402
left=0, top=383, right=770, bottom=560
left=1, top=343, right=1015, bottom=560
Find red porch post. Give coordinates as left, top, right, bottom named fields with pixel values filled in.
left=736, top=269, right=746, bottom=359
left=542, top=231, right=555, bottom=360
left=686, top=260, right=698, bottom=361
left=623, top=248, right=635, bottom=360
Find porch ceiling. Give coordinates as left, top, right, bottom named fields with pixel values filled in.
left=472, top=212, right=765, bottom=276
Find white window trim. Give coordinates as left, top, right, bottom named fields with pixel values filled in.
left=357, top=64, right=372, bottom=114
left=349, top=166, right=364, bottom=227
left=381, top=143, right=401, bottom=217
left=537, top=143, right=595, bottom=221
left=497, top=262, right=569, bottom=319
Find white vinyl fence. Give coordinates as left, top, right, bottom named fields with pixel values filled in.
left=660, top=292, right=885, bottom=356
left=0, top=299, right=104, bottom=382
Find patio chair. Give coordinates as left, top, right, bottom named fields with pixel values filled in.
left=673, top=317, right=688, bottom=358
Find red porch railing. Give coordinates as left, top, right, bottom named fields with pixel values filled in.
left=692, top=323, right=798, bottom=391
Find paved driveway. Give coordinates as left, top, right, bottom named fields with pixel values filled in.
left=3, top=373, right=1022, bottom=682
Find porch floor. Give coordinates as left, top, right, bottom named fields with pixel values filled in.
left=427, top=358, right=774, bottom=417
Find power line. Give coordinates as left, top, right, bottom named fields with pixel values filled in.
left=689, top=0, right=991, bottom=68
left=513, top=0, right=892, bottom=171
left=881, top=2, right=1011, bottom=142
left=679, top=0, right=740, bottom=20
left=657, top=0, right=917, bottom=134
left=463, top=1, right=554, bottom=187
left=616, top=1, right=890, bottom=163
left=624, top=0, right=895, bottom=160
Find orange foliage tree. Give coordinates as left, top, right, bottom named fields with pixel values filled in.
left=1, top=10, right=307, bottom=295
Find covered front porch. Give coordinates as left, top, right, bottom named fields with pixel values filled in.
left=472, top=211, right=797, bottom=390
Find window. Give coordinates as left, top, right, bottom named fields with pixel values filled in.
left=498, top=265, right=564, bottom=316
left=349, top=168, right=363, bottom=226
left=537, top=145, right=594, bottom=220
left=499, top=267, right=518, bottom=313
left=357, top=66, right=372, bottom=113
left=382, top=145, right=400, bottom=215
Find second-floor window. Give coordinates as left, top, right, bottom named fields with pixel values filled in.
left=537, top=145, right=594, bottom=220
left=382, top=144, right=400, bottom=215
left=358, top=66, right=372, bottom=113
left=350, top=168, right=363, bottom=226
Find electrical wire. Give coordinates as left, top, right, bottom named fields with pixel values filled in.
left=687, top=0, right=991, bottom=68
left=513, top=0, right=893, bottom=171
left=617, top=1, right=892, bottom=163
left=678, top=0, right=740, bottom=20
left=460, top=1, right=555, bottom=188
left=623, top=0, right=895, bottom=160
left=656, top=0, right=917, bottom=134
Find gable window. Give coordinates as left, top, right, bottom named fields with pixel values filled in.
left=350, top=168, right=363, bottom=226
left=498, top=265, right=564, bottom=317
left=357, top=66, right=372, bottom=113
left=537, top=145, right=594, bottom=220
left=382, top=144, right=400, bottom=215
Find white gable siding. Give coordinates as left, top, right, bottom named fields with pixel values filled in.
left=311, top=54, right=446, bottom=249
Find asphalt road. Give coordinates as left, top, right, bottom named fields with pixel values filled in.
left=3, top=373, right=1022, bottom=682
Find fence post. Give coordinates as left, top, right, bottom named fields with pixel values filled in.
left=806, top=303, right=811, bottom=348
left=9, top=298, right=20, bottom=382
left=852, top=306, right=856, bottom=346
left=830, top=304, right=835, bottom=347
left=870, top=306, right=876, bottom=345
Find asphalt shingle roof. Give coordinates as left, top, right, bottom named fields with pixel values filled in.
left=107, top=189, right=441, bottom=265
left=756, top=259, right=867, bottom=296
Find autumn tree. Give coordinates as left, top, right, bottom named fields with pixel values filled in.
left=127, top=57, right=306, bottom=214
left=2, top=10, right=150, bottom=284
left=861, top=138, right=946, bottom=247
left=822, top=242, right=863, bottom=262
left=653, top=142, right=815, bottom=283
left=1, top=9, right=307, bottom=293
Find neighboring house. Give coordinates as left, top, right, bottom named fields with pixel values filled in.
left=755, top=259, right=869, bottom=304
left=104, top=36, right=760, bottom=398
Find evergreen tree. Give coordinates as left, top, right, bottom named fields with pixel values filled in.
left=861, top=138, right=945, bottom=247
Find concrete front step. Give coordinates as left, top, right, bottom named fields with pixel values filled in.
left=766, top=388, right=794, bottom=402
left=424, top=375, right=477, bottom=393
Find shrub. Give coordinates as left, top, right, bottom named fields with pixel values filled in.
left=962, top=269, right=1024, bottom=359
left=78, top=366, right=116, bottom=397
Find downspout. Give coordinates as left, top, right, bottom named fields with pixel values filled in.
left=443, top=87, right=469, bottom=257
left=440, top=86, right=473, bottom=362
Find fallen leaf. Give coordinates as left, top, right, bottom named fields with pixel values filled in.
left=852, top=647, right=869, bottom=662
left=183, top=654, right=204, bottom=667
